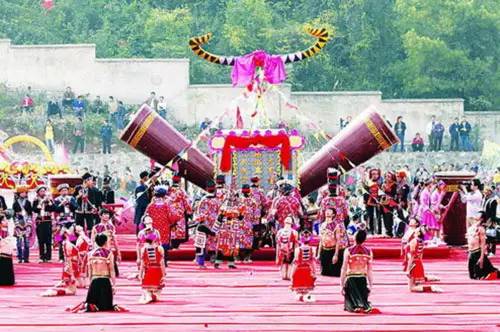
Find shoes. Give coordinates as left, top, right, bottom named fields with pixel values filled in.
left=228, top=264, right=237, bottom=269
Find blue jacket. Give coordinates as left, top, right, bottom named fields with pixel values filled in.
left=100, top=124, right=113, bottom=140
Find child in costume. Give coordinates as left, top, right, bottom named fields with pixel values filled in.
left=275, top=216, right=299, bottom=280
left=291, top=230, right=317, bottom=302
left=139, top=233, right=166, bottom=304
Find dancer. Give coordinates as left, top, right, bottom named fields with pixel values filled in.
left=291, top=230, right=317, bottom=302
left=75, top=225, right=91, bottom=288
left=215, top=207, right=239, bottom=269
left=32, top=185, right=55, bottom=263
left=13, top=185, right=32, bottom=263
left=380, top=172, right=398, bottom=237
left=363, top=168, right=381, bottom=234
left=0, top=215, right=15, bottom=286
left=417, top=179, right=436, bottom=240
left=318, top=207, right=349, bottom=277
left=405, top=226, right=441, bottom=292
left=194, top=180, right=222, bottom=264
left=139, top=233, right=166, bottom=304
left=340, top=229, right=375, bottom=313
left=268, top=182, right=303, bottom=229
left=193, top=216, right=217, bottom=269
left=168, top=174, right=193, bottom=249
left=276, top=216, right=299, bottom=280
left=237, top=184, right=259, bottom=263
left=430, top=180, right=447, bottom=244
left=250, top=176, right=268, bottom=251
left=91, top=209, right=121, bottom=276
left=395, top=170, right=411, bottom=235
left=68, top=233, right=126, bottom=312
left=318, top=181, right=349, bottom=226
left=146, top=186, right=176, bottom=266
left=467, top=211, right=499, bottom=280
left=41, top=227, right=79, bottom=296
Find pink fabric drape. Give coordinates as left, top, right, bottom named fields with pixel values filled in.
left=231, top=50, right=286, bottom=86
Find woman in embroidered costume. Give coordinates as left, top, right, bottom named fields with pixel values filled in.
left=291, top=230, right=317, bottom=302
left=139, top=232, right=166, bottom=304
left=68, top=233, right=126, bottom=312
left=41, top=227, right=79, bottom=296
left=405, top=226, right=442, bottom=292
left=0, top=214, right=15, bottom=286
left=430, top=180, right=447, bottom=245
left=318, top=207, right=349, bottom=277
left=275, top=216, right=298, bottom=280
left=133, top=215, right=161, bottom=276
left=215, top=205, right=240, bottom=269
left=236, top=184, right=259, bottom=264
left=417, top=179, right=436, bottom=239
left=467, top=211, right=499, bottom=280
left=340, top=229, right=374, bottom=313
left=75, top=225, right=91, bottom=288
left=91, top=209, right=121, bottom=277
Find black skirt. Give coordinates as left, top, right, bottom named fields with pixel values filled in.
left=344, top=275, right=372, bottom=312
left=86, top=278, right=114, bottom=311
left=468, top=250, right=499, bottom=280
left=0, top=255, right=15, bottom=286
left=320, top=247, right=344, bottom=277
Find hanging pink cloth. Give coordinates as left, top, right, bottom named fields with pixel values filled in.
left=231, top=50, right=286, bottom=86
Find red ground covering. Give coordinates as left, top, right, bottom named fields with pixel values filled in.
left=0, top=237, right=499, bottom=331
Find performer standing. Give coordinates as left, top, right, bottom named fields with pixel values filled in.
left=215, top=175, right=228, bottom=202
left=291, top=230, right=317, bottom=302
left=75, top=173, right=101, bottom=233
left=68, top=233, right=126, bottom=312
left=101, top=176, right=115, bottom=204
left=467, top=211, right=499, bottom=280
left=340, top=230, right=375, bottom=313
left=395, top=170, right=410, bottom=237
left=318, top=182, right=349, bottom=226
left=430, top=181, right=447, bottom=244
left=405, top=226, right=442, bottom=292
left=250, top=176, right=267, bottom=250
left=417, top=179, right=436, bottom=237
left=13, top=186, right=33, bottom=264
left=275, top=216, right=299, bottom=280
left=268, top=182, right=303, bottom=229
left=215, top=207, right=240, bottom=269
left=193, top=217, right=217, bottom=269
left=380, top=172, right=397, bottom=237
left=134, top=171, right=151, bottom=234
left=139, top=233, right=166, bottom=304
left=0, top=215, right=15, bottom=286
left=194, top=180, right=222, bottom=264
left=168, top=174, right=193, bottom=249
left=54, top=183, right=78, bottom=262
left=136, top=215, right=161, bottom=267
left=363, top=169, right=381, bottom=235
left=318, top=207, right=349, bottom=277
left=32, top=185, right=55, bottom=263
left=145, top=186, right=175, bottom=266
left=237, top=184, right=259, bottom=263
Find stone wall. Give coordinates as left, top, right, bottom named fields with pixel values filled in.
left=1, top=39, right=498, bottom=144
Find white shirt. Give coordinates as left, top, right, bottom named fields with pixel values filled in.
left=462, top=189, right=483, bottom=219
left=426, top=121, right=435, bottom=136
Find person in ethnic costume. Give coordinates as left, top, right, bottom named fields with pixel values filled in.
left=75, top=225, right=91, bottom=288
left=405, top=226, right=442, bottom=292
left=215, top=205, right=241, bottom=269
left=194, top=180, right=222, bottom=265
left=380, top=171, right=398, bottom=237
left=168, top=174, right=193, bottom=249
left=136, top=215, right=161, bottom=266
left=68, top=233, right=126, bottom=312
left=341, top=229, right=376, bottom=313
left=395, top=170, right=410, bottom=236
left=215, top=174, right=228, bottom=202
left=363, top=168, right=382, bottom=235
left=268, top=182, right=303, bottom=229
left=417, top=179, right=436, bottom=235
left=237, top=184, right=259, bottom=263
left=41, top=227, right=79, bottom=296
left=32, top=185, right=55, bottom=263
left=467, top=211, right=500, bottom=280
left=193, top=216, right=218, bottom=269
left=276, top=216, right=299, bottom=280
left=318, top=207, right=350, bottom=277
left=249, top=176, right=267, bottom=250
left=0, top=215, right=15, bottom=286
left=139, top=232, right=166, bottom=304
left=54, top=183, right=77, bottom=261
left=430, top=180, right=447, bottom=244
left=318, top=181, right=349, bottom=226
left=91, top=209, right=121, bottom=276
left=13, top=185, right=33, bottom=263
left=145, top=186, right=176, bottom=266
left=291, top=230, right=317, bottom=302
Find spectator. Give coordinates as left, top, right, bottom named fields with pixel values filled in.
left=200, top=117, right=212, bottom=131
left=411, top=133, right=424, bottom=152
left=62, top=86, right=75, bottom=110
left=46, top=94, right=62, bottom=119
left=425, top=115, right=436, bottom=151
left=449, top=117, right=460, bottom=151
left=20, top=94, right=34, bottom=113
left=115, top=101, right=126, bottom=130
left=145, top=91, right=158, bottom=112
left=72, top=95, right=85, bottom=118
left=459, top=118, right=472, bottom=151
left=100, top=119, right=113, bottom=154
left=91, top=95, right=105, bottom=114
left=44, top=119, right=55, bottom=153
left=72, top=117, right=85, bottom=154
left=393, top=116, right=406, bottom=152
left=108, top=96, right=118, bottom=122
left=432, top=120, right=445, bottom=151
left=157, top=96, right=167, bottom=119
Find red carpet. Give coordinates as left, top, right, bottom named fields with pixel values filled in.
left=0, top=248, right=499, bottom=331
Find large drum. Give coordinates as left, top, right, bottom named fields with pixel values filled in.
left=434, top=171, right=476, bottom=246
left=120, top=105, right=215, bottom=189
left=299, top=108, right=398, bottom=196
left=48, top=174, right=82, bottom=197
